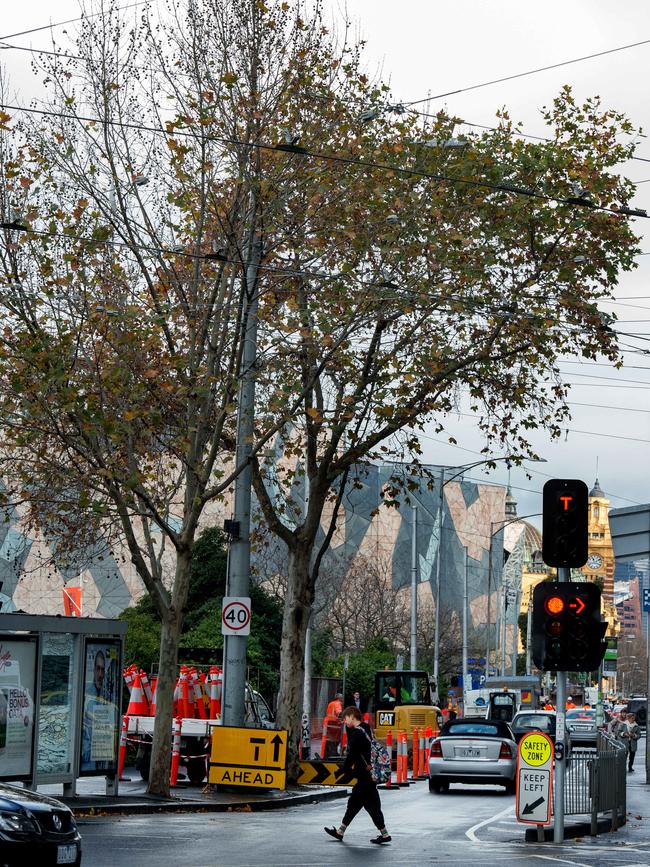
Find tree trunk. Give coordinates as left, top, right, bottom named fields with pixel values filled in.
left=147, top=611, right=183, bottom=795
left=275, top=545, right=313, bottom=783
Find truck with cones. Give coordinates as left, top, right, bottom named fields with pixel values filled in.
left=120, top=663, right=275, bottom=784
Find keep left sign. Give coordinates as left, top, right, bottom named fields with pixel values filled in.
left=516, top=731, right=554, bottom=826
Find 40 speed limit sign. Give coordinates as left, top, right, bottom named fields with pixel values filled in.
left=221, top=597, right=252, bottom=636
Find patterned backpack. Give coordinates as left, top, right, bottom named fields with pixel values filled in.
left=363, top=728, right=391, bottom=784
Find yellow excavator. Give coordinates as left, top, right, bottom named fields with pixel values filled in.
left=372, top=670, right=442, bottom=747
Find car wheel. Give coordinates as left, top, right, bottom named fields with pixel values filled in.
left=429, top=777, right=448, bottom=793
left=505, top=780, right=516, bottom=795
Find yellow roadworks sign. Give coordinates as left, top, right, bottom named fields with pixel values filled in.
left=519, top=732, right=552, bottom=768
left=299, top=761, right=357, bottom=786
left=209, top=726, right=287, bottom=789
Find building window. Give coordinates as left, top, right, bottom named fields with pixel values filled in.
left=593, top=504, right=600, bottom=519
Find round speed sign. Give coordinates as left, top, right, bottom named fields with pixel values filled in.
left=221, top=597, right=252, bottom=636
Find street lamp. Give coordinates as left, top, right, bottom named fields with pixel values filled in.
left=485, top=512, right=542, bottom=678
left=431, top=456, right=546, bottom=694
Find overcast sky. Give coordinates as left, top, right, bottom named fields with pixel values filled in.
left=2, top=1, right=650, bottom=524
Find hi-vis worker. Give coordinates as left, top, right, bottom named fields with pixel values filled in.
left=326, top=693, right=344, bottom=718
left=566, top=696, right=576, bottom=709
left=542, top=697, right=554, bottom=711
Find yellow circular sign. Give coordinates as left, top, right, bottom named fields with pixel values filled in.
left=519, top=733, right=552, bottom=767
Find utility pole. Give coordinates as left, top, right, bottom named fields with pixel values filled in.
left=486, top=527, right=493, bottom=678
left=501, top=584, right=508, bottom=676
left=301, top=466, right=312, bottom=758
left=525, top=588, right=533, bottom=676
left=553, top=565, right=569, bottom=844
left=462, top=547, right=469, bottom=696
left=410, top=504, right=418, bottom=670
left=512, top=587, right=521, bottom=676
left=433, top=471, right=444, bottom=686
left=222, top=229, right=262, bottom=728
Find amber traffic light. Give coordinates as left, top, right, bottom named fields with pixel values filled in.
left=531, top=582, right=607, bottom=672
left=542, top=479, right=589, bottom=568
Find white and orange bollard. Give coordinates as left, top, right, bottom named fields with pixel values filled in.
left=117, top=714, right=129, bottom=780
left=169, top=717, right=182, bottom=786
left=126, top=673, right=149, bottom=716
left=419, top=728, right=428, bottom=779
left=397, top=731, right=409, bottom=786
left=381, top=730, right=398, bottom=791
left=411, top=727, right=419, bottom=781
left=139, top=670, right=153, bottom=710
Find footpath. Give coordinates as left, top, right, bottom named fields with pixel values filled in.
left=40, top=766, right=347, bottom=818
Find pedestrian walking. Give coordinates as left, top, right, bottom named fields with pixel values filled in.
left=324, top=706, right=391, bottom=846
left=351, top=690, right=365, bottom=713
left=609, top=709, right=627, bottom=739
left=621, top=712, right=641, bottom=772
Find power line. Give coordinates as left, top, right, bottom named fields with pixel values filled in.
left=0, top=101, right=647, bottom=218
left=0, top=2, right=150, bottom=42
left=402, top=36, right=650, bottom=107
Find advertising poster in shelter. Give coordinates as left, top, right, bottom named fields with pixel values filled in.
left=0, top=636, right=37, bottom=780
left=80, top=640, right=120, bottom=775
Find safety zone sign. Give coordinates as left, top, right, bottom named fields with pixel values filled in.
left=516, top=731, right=554, bottom=826
left=221, top=597, right=251, bottom=636
left=209, top=726, right=287, bottom=789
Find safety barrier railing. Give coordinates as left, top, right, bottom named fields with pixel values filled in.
left=552, top=731, right=627, bottom=834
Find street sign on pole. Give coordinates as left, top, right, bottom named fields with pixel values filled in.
left=516, top=731, right=554, bottom=826
left=209, top=726, right=287, bottom=788
left=221, top=597, right=252, bottom=636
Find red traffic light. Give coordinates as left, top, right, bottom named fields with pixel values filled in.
left=568, top=597, right=586, bottom=615
left=544, top=595, right=565, bottom=616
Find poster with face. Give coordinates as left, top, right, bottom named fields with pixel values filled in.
left=0, top=637, right=37, bottom=780
left=80, top=640, right=120, bottom=775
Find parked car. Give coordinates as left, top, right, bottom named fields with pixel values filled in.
left=566, top=708, right=600, bottom=746
left=0, top=783, right=81, bottom=866
left=510, top=710, right=572, bottom=757
left=428, top=717, right=517, bottom=794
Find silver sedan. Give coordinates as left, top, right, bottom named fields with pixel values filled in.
left=428, top=717, right=518, bottom=793
left=565, top=708, right=598, bottom=745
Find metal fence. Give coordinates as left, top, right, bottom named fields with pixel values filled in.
left=553, top=732, right=627, bottom=834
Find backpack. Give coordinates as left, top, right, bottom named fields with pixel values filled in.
left=363, top=728, right=391, bottom=784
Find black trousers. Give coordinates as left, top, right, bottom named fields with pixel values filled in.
left=342, top=779, right=386, bottom=830
left=629, top=748, right=636, bottom=769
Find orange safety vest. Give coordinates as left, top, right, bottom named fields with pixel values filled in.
left=326, top=700, right=342, bottom=718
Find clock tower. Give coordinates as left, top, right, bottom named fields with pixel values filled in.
left=582, top=478, right=615, bottom=602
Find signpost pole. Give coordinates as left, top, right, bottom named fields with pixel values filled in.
left=646, top=606, right=650, bottom=784
left=553, top=565, right=569, bottom=844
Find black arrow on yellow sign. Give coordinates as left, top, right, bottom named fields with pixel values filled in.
left=298, top=761, right=357, bottom=786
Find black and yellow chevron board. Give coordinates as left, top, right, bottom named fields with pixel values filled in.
left=298, top=761, right=357, bottom=786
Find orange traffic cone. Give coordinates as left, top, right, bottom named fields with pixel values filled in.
left=126, top=673, right=149, bottom=717
left=209, top=667, right=222, bottom=719
left=139, top=670, right=153, bottom=709
left=191, top=671, right=207, bottom=720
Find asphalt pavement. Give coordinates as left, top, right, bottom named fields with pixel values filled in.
left=76, top=770, right=650, bottom=866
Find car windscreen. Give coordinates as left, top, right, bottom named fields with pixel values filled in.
left=513, top=715, right=554, bottom=731
left=567, top=709, right=595, bottom=719
left=442, top=722, right=500, bottom=737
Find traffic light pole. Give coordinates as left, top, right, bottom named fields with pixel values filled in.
left=553, top=565, right=570, bottom=844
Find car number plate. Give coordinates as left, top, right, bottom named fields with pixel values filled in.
left=573, top=724, right=590, bottom=730
left=459, top=748, right=482, bottom=758
left=57, top=844, right=77, bottom=864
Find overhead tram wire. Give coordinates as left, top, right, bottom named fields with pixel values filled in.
left=0, top=101, right=648, bottom=220
left=5, top=40, right=650, bottom=171
left=401, top=36, right=650, bottom=107
left=0, top=1, right=152, bottom=41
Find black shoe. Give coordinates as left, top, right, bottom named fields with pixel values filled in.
left=629, top=768, right=635, bottom=773
left=324, top=827, right=344, bottom=841
left=370, top=835, right=392, bottom=845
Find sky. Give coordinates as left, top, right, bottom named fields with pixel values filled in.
left=2, top=0, right=650, bottom=526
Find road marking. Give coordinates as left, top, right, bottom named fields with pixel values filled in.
left=532, top=856, right=592, bottom=867
left=465, top=803, right=515, bottom=842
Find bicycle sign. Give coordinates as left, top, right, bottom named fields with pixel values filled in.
left=221, top=597, right=252, bottom=636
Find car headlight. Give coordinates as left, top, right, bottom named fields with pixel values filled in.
left=0, top=811, right=40, bottom=833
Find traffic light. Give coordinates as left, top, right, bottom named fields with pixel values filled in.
left=531, top=582, right=607, bottom=672
left=542, top=479, right=588, bottom=568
